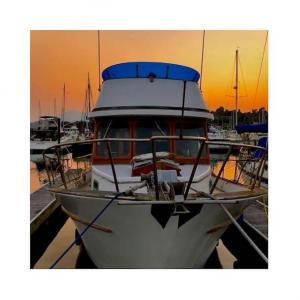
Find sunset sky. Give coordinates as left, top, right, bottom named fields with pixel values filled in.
left=30, top=30, right=268, bottom=121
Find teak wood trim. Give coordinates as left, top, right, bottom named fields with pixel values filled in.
left=61, top=206, right=113, bottom=233
left=206, top=213, right=242, bottom=234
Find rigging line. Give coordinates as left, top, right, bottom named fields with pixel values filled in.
left=238, top=55, right=249, bottom=99
left=253, top=31, right=268, bottom=109
left=200, top=30, right=205, bottom=92
left=90, top=88, right=94, bottom=108
left=225, top=56, right=236, bottom=99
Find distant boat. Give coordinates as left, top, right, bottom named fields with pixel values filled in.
left=30, top=116, right=71, bottom=164
left=208, top=125, right=241, bottom=153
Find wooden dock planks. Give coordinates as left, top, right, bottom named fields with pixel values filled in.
left=30, top=184, right=68, bottom=267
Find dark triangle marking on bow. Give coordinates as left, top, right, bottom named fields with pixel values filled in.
left=151, top=204, right=173, bottom=229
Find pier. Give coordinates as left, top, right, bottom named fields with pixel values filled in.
left=30, top=185, right=68, bottom=268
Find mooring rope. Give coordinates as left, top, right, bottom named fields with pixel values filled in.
left=49, top=191, right=125, bottom=269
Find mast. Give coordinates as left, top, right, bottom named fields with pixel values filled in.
left=62, top=83, right=66, bottom=129
left=85, top=73, right=91, bottom=129
left=200, top=30, right=205, bottom=92
left=87, top=73, right=91, bottom=114
left=54, top=98, right=56, bottom=117
left=38, top=99, right=41, bottom=118
left=97, top=30, right=101, bottom=91
left=234, top=48, right=239, bottom=127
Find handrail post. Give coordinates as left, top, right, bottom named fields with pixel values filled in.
left=184, top=140, right=206, bottom=199
left=44, top=157, right=52, bottom=185
left=106, top=141, right=119, bottom=192
left=258, top=155, right=267, bottom=187
left=151, top=139, right=159, bottom=200
left=210, top=146, right=232, bottom=194
left=56, top=147, right=67, bottom=189
left=251, top=150, right=266, bottom=190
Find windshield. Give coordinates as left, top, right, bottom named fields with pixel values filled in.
left=96, top=120, right=130, bottom=157
left=135, top=119, right=169, bottom=155
left=175, top=123, right=205, bottom=157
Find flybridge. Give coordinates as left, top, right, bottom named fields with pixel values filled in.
left=102, top=62, right=200, bottom=82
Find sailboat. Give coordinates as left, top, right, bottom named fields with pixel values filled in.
left=71, top=73, right=94, bottom=159
left=45, top=62, right=267, bottom=268
left=30, top=86, right=71, bottom=165
left=208, top=49, right=242, bottom=153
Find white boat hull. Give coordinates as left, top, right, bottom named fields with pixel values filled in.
left=57, top=192, right=254, bottom=268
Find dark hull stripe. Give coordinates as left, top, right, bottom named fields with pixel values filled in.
left=92, top=106, right=210, bottom=114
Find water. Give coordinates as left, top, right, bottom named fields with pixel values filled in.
left=30, top=156, right=237, bottom=268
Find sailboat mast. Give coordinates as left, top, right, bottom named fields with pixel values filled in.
left=88, top=73, right=91, bottom=114
left=38, top=99, right=41, bottom=118
left=97, top=30, right=101, bottom=91
left=234, top=49, right=239, bottom=126
left=200, top=30, right=205, bottom=92
left=62, top=83, right=66, bottom=128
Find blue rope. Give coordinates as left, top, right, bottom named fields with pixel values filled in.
left=50, top=191, right=125, bottom=269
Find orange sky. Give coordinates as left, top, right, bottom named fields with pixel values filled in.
left=30, top=30, right=268, bottom=121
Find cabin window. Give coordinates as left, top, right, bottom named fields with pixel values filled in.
left=96, top=120, right=130, bottom=157
left=175, top=123, right=205, bottom=157
left=135, top=119, right=169, bottom=155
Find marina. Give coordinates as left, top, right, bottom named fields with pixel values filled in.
left=30, top=30, right=268, bottom=269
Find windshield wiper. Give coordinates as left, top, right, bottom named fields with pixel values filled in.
left=154, top=120, right=166, bottom=136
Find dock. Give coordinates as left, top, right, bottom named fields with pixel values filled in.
left=30, top=184, right=68, bottom=268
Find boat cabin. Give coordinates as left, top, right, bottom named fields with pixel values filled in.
left=89, top=62, right=213, bottom=192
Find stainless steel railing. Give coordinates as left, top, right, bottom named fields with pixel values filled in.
left=42, top=136, right=267, bottom=194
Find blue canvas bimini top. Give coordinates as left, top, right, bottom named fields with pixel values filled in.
left=102, top=62, right=200, bottom=82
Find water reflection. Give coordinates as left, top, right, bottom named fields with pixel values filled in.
left=211, top=154, right=249, bottom=185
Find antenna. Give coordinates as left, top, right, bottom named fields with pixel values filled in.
left=200, top=30, right=205, bottom=92
left=97, top=30, right=101, bottom=91
left=54, top=98, right=56, bottom=117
